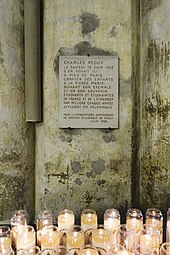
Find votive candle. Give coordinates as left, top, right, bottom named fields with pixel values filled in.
left=58, top=210, right=75, bottom=231
left=81, top=209, right=98, bottom=232
left=92, top=225, right=110, bottom=251
left=0, top=226, right=11, bottom=252
left=67, top=225, right=84, bottom=249
left=16, top=225, right=35, bottom=250
left=41, top=225, right=60, bottom=250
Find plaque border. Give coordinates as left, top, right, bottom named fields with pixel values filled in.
left=58, top=55, right=119, bottom=129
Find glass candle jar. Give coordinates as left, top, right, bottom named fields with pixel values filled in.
left=36, top=210, right=53, bottom=246
left=145, top=208, right=163, bottom=243
left=126, top=208, right=143, bottom=232
left=81, top=209, right=98, bottom=232
left=53, top=245, right=68, bottom=255
left=0, top=248, right=14, bottom=255
left=41, top=225, right=60, bottom=250
left=160, top=242, right=170, bottom=255
left=167, top=209, right=170, bottom=242
left=13, top=210, right=29, bottom=224
left=117, top=224, right=136, bottom=253
left=16, top=225, right=35, bottom=251
left=67, top=225, right=85, bottom=249
left=17, top=246, right=41, bottom=255
left=167, top=209, right=170, bottom=228
left=139, top=224, right=160, bottom=255
left=58, top=210, right=75, bottom=231
left=108, top=244, right=127, bottom=255
left=68, top=248, right=80, bottom=255
left=104, top=209, right=120, bottom=245
left=133, top=244, right=153, bottom=255
left=104, top=209, right=120, bottom=231
left=11, top=215, right=27, bottom=249
left=79, top=245, right=98, bottom=255
left=84, top=228, right=93, bottom=245
left=92, top=225, right=110, bottom=251
left=42, top=248, right=57, bottom=255
left=0, top=226, right=11, bottom=252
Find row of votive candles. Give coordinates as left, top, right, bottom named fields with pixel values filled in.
left=1, top=207, right=170, bottom=255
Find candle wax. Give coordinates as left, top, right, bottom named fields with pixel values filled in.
left=67, top=232, right=84, bottom=249
left=92, top=229, right=110, bottom=251
left=0, top=237, right=11, bottom=251
left=41, top=229, right=60, bottom=250
left=140, top=234, right=159, bottom=255
left=126, top=219, right=143, bottom=232
left=145, top=218, right=163, bottom=244
left=104, top=218, right=120, bottom=231
left=17, top=231, right=35, bottom=250
left=80, top=248, right=98, bottom=255
left=58, top=213, right=75, bottom=230
left=81, top=213, right=97, bottom=232
left=145, top=218, right=162, bottom=231
left=104, top=219, right=120, bottom=245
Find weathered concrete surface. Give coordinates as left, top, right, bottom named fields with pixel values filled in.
left=35, top=0, right=133, bottom=222
left=0, top=0, right=35, bottom=222
left=140, top=0, right=170, bottom=216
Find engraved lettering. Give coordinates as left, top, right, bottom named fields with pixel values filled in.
left=59, top=56, right=118, bottom=128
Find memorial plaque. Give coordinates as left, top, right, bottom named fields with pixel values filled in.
left=59, top=55, right=118, bottom=128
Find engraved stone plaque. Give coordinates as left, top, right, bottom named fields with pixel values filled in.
left=59, top=55, right=118, bottom=128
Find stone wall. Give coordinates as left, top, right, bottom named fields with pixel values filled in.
left=140, top=0, right=170, bottom=216
left=35, top=0, right=133, bottom=222
left=0, top=0, right=35, bottom=222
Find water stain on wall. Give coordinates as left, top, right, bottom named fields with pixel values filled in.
left=102, top=134, right=116, bottom=143
left=96, top=179, right=106, bottom=187
left=91, top=159, right=105, bottom=175
left=53, top=41, right=111, bottom=76
left=141, top=36, right=170, bottom=214
left=75, top=178, right=82, bottom=185
left=74, top=41, right=111, bottom=56
left=109, top=26, right=117, bottom=37
left=59, top=135, right=72, bottom=143
left=53, top=12, right=114, bottom=75
left=144, top=40, right=170, bottom=129
left=146, top=93, right=170, bottom=129
left=45, top=160, right=70, bottom=185
left=71, top=161, right=81, bottom=173
left=145, top=40, right=169, bottom=82
left=141, top=161, right=169, bottom=210
left=0, top=149, right=20, bottom=163
left=0, top=174, right=25, bottom=220
left=44, top=155, right=131, bottom=222
left=142, top=0, right=162, bottom=16
left=86, top=171, right=94, bottom=178
left=78, top=12, right=100, bottom=35
left=48, top=172, right=69, bottom=185
left=0, top=42, right=4, bottom=65
left=83, top=190, right=95, bottom=206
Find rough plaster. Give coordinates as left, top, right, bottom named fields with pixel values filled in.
left=35, top=0, right=132, bottom=222
left=0, top=0, right=35, bottom=222
left=140, top=0, right=170, bottom=216
left=36, top=0, right=170, bottom=222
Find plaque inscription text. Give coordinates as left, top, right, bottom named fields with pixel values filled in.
left=59, top=56, right=118, bottom=128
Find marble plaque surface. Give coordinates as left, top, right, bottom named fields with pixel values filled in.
left=59, top=55, right=118, bottom=128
